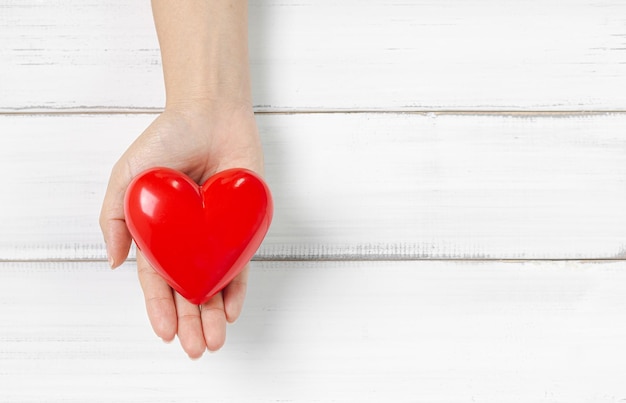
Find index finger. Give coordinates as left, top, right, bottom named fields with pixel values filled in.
left=99, top=158, right=134, bottom=268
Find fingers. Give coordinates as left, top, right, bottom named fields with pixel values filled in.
left=222, top=264, right=249, bottom=323
left=102, top=219, right=132, bottom=269
left=99, top=159, right=134, bottom=268
left=174, top=292, right=207, bottom=359
left=136, top=251, right=227, bottom=357
left=200, top=292, right=227, bottom=352
left=170, top=287, right=230, bottom=358
left=137, top=251, right=177, bottom=343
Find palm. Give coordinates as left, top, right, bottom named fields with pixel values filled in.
left=100, top=104, right=263, bottom=357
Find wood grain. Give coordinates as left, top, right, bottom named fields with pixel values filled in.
left=2, top=0, right=626, bottom=112
left=1, top=260, right=625, bottom=402
left=1, top=112, right=625, bottom=261
left=3, top=1, right=625, bottom=400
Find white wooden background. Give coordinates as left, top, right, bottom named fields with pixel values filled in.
left=1, top=1, right=626, bottom=401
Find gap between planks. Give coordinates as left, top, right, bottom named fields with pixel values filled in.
left=1, top=108, right=626, bottom=116
left=2, top=258, right=626, bottom=264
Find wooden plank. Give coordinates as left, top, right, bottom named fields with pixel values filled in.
left=1, top=112, right=625, bottom=260
left=2, top=0, right=626, bottom=111
left=1, top=260, right=626, bottom=402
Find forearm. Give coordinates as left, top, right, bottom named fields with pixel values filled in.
left=151, top=0, right=252, bottom=108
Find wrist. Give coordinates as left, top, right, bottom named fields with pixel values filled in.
left=164, top=90, right=252, bottom=113
left=163, top=96, right=254, bottom=119
left=163, top=61, right=253, bottom=110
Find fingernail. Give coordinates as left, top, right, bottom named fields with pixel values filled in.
left=106, top=246, right=115, bottom=269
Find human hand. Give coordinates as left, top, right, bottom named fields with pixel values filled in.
left=100, top=101, right=263, bottom=358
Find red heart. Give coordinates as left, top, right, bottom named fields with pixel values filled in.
left=124, top=167, right=273, bottom=305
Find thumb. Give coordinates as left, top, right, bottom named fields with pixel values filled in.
left=99, top=159, right=134, bottom=269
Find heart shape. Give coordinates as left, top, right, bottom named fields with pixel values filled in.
left=124, top=167, right=273, bottom=305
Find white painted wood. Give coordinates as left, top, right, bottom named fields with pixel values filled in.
left=2, top=0, right=626, bottom=111
left=4, top=1, right=624, bottom=400
left=1, top=260, right=626, bottom=402
left=1, top=112, right=625, bottom=260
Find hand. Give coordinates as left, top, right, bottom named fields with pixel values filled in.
left=99, top=101, right=263, bottom=358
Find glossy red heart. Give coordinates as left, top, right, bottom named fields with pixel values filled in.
left=124, top=167, right=273, bottom=305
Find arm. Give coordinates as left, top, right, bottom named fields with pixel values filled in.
left=153, top=0, right=252, bottom=109
left=100, top=0, right=261, bottom=358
